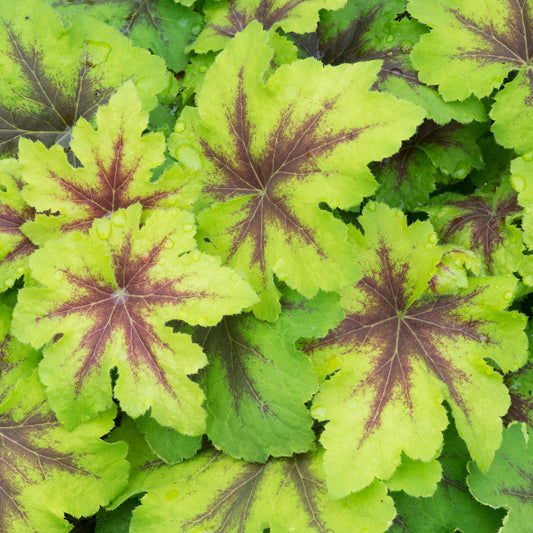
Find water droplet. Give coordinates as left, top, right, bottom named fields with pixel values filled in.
left=394, top=209, right=403, bottom=218
left=400, top=40, right=413, bottom=53
left=191, top=24, right=202, bottom=36
left=111, top=211, right=126, bottom=227
left=311, top=405, right=327, bottom=419
left=178, top=18, right=188, bottom=28
left=524, top=274, right=533, bottom=285
left=163, top=238, right=174, bottom=249
left=504, top=290, right=514, bottom=300
left=385, top=34, right=395, bottom=43
left=511, top=174, right=526, bottom=192
left=199, top=64, right=208, bottom=73
left=54, top=271, right=64, bottom=282
left=165, top=489, right=180, bottom=501
left=95, top=218, right=112, bottom=240
left=182, top=223, right=193, bottom=232
left=428, top=232, right=438, bottom=245
left=452, top=161, right=470, bottom=180
left=188, top=132, right=195, bottom=140
left=174, top=121, right=186, bottom=133
left=3, top=278, right=13, bottom=287
left=366, top=200, right=376, bottom=212
left=191, top=250, right=201, bottom=262
left=523, top=150, right=533, bottom=162
left=16, top=266, right=25, bottom=275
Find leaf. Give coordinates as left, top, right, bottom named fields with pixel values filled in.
left=0, top=0, right=167, bottom=155
left=193, top=287, right=343, bottom=462
left=0, top=158, right=37, bottom=290
left=191, top=0, right=347, bottom=53
left=48, top=0, right=203, bottom=72
left=425, top=180, right=523, bottom=275
left=385, top=455, right=442, bottom=498
left=388, top=419, right=505, bottom=533
left=12, top=204, right=258, bottom=432
left=468, top=423, right=533, bottom=533
left=292, top=0, right=486, bottom=125
left=0, top=371, right=129, bottom=532
left=510, top=153, right=533, bottom=249
left=305, top=202, right=528, bottom=498
left=129, top=448, right=396, bottom=533
left=503, top=361, right=533, bottom=427
left=20, top=81, right=200, bottom=244
left=372, top=119, right=483, bottom=209
left=409, top=0, right=533, bottom=154
left=175, top=22, right=424, bottom=320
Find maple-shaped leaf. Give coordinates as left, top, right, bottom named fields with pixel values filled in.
left=385, top=455, right=442, bottom=498
left=409, top=0, right=533, bottom=154
left=174, top=23, right=424, bottom=320
left=372, top=119, right=483, bottom=209
left=468, top=423, right=533, bottom=533
left=19, top=81, right=200, bottom=244
left=193, top=287, right=343, bottom=462
left=191, top=0, right=347, bottom=53
left=292, top=0, right=486, bottom=125
left=425, top=180, right=523, bottom=275
left=11, top=204, right=258, bottom=433
left=0, top=371, right=129, bottom=532
left=129, top=447, right=396, bottom=533
left=0, top=158, right=36, bottom=290
left=305, top=202, right=528, bottom=498
left=0, top=0, right=167, bottom=156
left=389, top=419, right=505, bottom=533
left=48, top=0, right=203, bottom=72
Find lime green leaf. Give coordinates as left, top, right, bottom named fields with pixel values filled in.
left=12, top=204, right=258, bottom=433
left=372, top=119, right=483, bottom=209
left=20, top=82, right=200, bottom=244
left=305, top=202, right=528, bottom=498
left=511, top=153, right=533, bottom=249
left=409, top=0, right=533, bottom=154
left=0, top=372, right=129, bottom=532
left=191, top=0, right=347, bottom=53
left=194, top=287, right=342, bottom=462
left=0, top=0, right=166, bottom=155
left=389, top=420, right=505, bottom=533
left=468, top=423, right=533, bottom=533
left=425, top=180, right=523, bottom=275
left=48, top=0, right=203, bottom=72
left=0, top=159, right=36, bottom=290
left=385, top=455, right=442, bottom=498
left=292, top=0, right=485, bottom=124
left=176, top=23, right=424, bottom=320
left=135, top=410, right=201, bottom=463
left=130, top=448, right=396, bottom=533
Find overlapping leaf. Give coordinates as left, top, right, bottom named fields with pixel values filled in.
left=503, top=362, right=533, bottom=426
left=48, top=0, right=203, bottom=72
left=372, top=119, right=483, bottom=209
left=20, top=82, right=200, bottom=244
left=292, top=0, right=485, bottom=125
left=0, top=0, right=167, bottom=156
left=12, top=204, right=258, bottom=433
left=0, top=159, right=36, bottom=289
left=191, top=0, right=346, bottom=53
left=425, top=180, right=523, bottom=275
left=129, top=448, right=396, bottom=533
left=468, top=423, right=533, bottom=533
left=409, top=0, right=533, bottom=154
left=174, top=22, right=424, bottom=320
left=510, top=153, right=533, bottom=250
left=194, top=288, right=342, bottom=462
left=388, top=420, right=505, bottom=533
left=0, top=372, right=129, bottom=532
left=305, top=202, right=528, bottom=498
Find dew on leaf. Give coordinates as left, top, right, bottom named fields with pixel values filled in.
left=175, top=121, right=186, bottom=133
left=191, top=24, right=202, bottom=36
left=386, top=34, right=395, bottom=43
left=3, top=278, right=13, bottom=287
left=162, top=238, right=174, bottom=249
left=400, top=40, right=413, bottom=53
left=182, top=223, right=193, bottom=233
left=452, top=161, right=470, bottom=179
left=428, top=232, right=438, bottom=245
left=53, top=271, right=64, bottom=282
left=15, top=266, right=25, bottom=275
left=367, top=200, right=377, bottom=211
left=511, top=174, right=526, bottom=192
left=504, top=291, right=514, bottom=300
left=111, top=212, right=126, bottom=227
left=95, top=218, right=112, bottom=240
left=522, top=151, right=533, bottom=162
left=523, top=274, right=533, bottom=285
left=191, top=250, right=201, bottom=262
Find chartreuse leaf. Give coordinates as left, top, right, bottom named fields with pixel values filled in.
left=11, top=204, right=258, bottom=433
left=176, top=23, right=424, bottom=320
left=191, top=0, right=347, bottom=53
left=425, top=179, right=523, bottom=275
left=305, top=202, right=528, bottom=498
left=409, top=0, right=533, bottom=154
left=372, top=119, right=483, bottom=209
left=511, top=153, right=533, bottom=251
left=385, top=455, right=442, bottom=498
left=468, top=423, right=533, bottom=533
left=48, top=0, right=202, bottom=72
left=0, top=371, right=129, bottom=533
left=129, top=448, right=395, bottom=533
left=194, top=287, right=343, bottom=462
left=19, top=81, right=200, bottom=244
left=293, top=0, right=485, bottom=125
left=0, top=159, right=36, bottom=290
left=388, top=419, right=505, bottom=533
left=0, top=0, right=167, bottom=155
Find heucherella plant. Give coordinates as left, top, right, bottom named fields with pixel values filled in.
left=0, top=0, right=532, bottom=531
